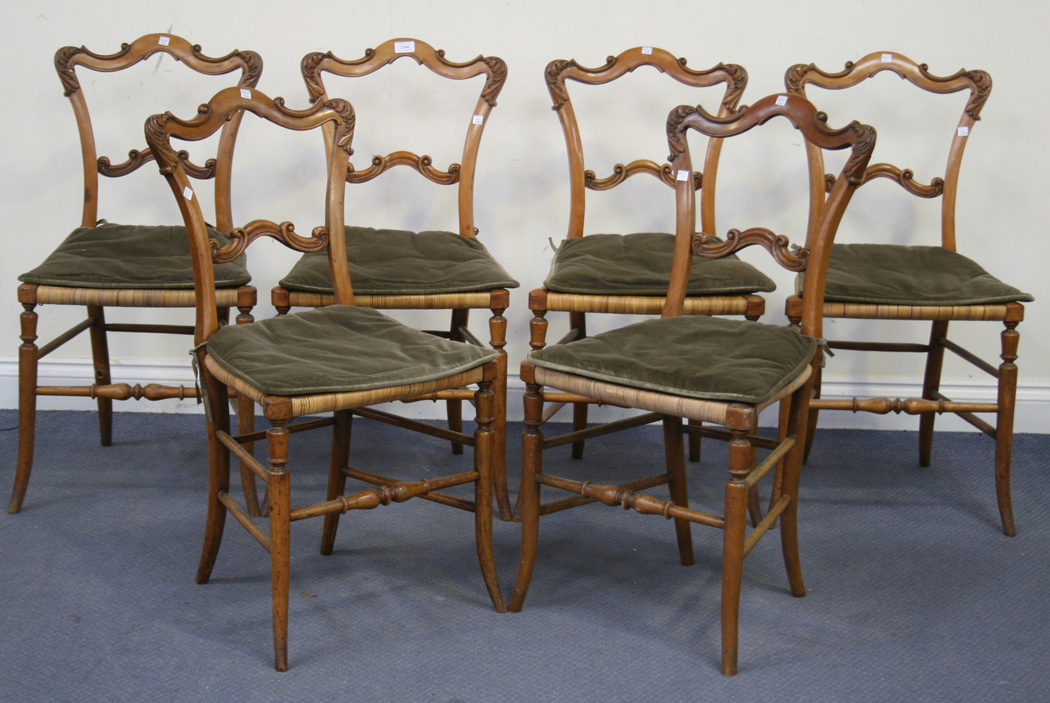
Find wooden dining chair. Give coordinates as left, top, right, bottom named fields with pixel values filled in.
left=509, top=93, right=875, bottom=675
left=146, top=87, right=506, bottom=671
left=783, top=52, right=1032, bottom=535
left=531, top=47, right=775, bottom=466
left=270, top=39, right=518, bottom=521
left=11, top=34, right=260, bottom=514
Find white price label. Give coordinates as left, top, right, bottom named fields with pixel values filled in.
left=183, top=186, right=194, bottom=201
left=676, top=170, right=690, bottom=182
left=394, top=41, right=415, bottom=53
left=159, top=36, right=170, bottom=46
left=240, top=88, right=252, bottom=100
left=472, top=114, right=484, bottom=125
left=958, top=126, right=969, bottom=137
left=775, top=94, right=788, bottom=106
left=881, top=53, right=892, bottom=63
left=641, top=46, right=653, bottom=55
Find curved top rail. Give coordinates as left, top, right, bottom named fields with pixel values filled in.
left=302, top=38, right=507, bottom=106
left=785, top=51, right=990, bottom=121
left=56, top=33, right=261, bottom=97
left=546, top=47, right=746, bottom=113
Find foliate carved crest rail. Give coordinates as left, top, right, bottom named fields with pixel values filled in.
left=785, top=57, right=991, bottom=121
left=692, top=229, right=809, bottom=272
left=545, top=52, right=746, bottom=116
left=667, top=101, right=874, bottom=186
left=301, top=44, right=507, bottom=107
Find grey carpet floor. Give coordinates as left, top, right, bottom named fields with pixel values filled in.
left=1, top=409, right=1047, bottom=702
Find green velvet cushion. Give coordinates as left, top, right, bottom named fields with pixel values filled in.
left=817, top=244, right=1033, bottom=305
left=19, top=222, right=251, bottom=289
left=206, top=305, right=498, bottom=396
left=530, top=315, right=816, bottom=405
left=278, top=226, right=519, bottom=295
left=543, top=233, right=776, bottom=296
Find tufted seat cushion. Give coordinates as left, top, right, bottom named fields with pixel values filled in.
left=278, top=226, right=519, bottom=295
left=19, top=222, right=251, bottom=289
left=813, top=244, right=1033, bottom=306
left=530, top=315, right=816, bottom=405
left=206, top=305, right=498, bottom=397
left=543, top=232, right=776, bottom=296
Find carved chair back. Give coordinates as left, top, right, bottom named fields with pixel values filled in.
left=784, top=52, right=990, bottom=252
left=666, top=94, right=876, bottom=339
left=57, top=33, right=262, bottom=231
left=145, top=89, right=355, bottom=344
left=300, top=38, right=506, bottom=239
left=546, top=47, right=747, bottom=239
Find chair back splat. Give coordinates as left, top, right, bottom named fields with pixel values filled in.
left=147, top=89, right=505, bottom=672
left=510, top=92, right=874, bottom=676
left=10, top=34, right=261, bottom=514
left=783, top=52, right=1031, bottom=536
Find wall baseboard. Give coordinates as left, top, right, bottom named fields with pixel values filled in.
left=1, top=357, right=1047, bottom=433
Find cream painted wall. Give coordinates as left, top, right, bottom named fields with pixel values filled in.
left=1, top=0, right=1047, bottom=431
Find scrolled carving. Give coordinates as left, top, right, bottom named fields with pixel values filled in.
left=665, top=104, right=699, bottom=161
left=347, top=153, right=459, bottom=184
left=692, top=228, right=809, bottom=272
left=962, top=69, right=991, bottom=120
left=480, top=56, right=507, bottom=107
left=234, top=49, right=263, bottom=89
left=301, top=51, right=333, bottom=102
left=718, top=63, right=748, bottom=112
left=841, top=123, right=876, bottom=185
left=144, top=112, right=180, bottom=175
left=55, top=46, right=85, bottom=96
left=324, top=98, right=356, bottom=155
left=545, top=56, right=618, bottom=110
left=212, top=220, right=330, bottom=263
left=582, top=161, right=702, bottom=191
left=864, top=164, right=944, bottom=197
left=660, top=164, right=702, bottom=190
left=98, top=149, right=154, bottom=177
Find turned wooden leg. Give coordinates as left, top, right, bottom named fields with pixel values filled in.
left=919, top=320, right=949, bottom=467
left=802, top=363, right=822, bottom=463
left=569, top=312, right=588, bottom=459
left=10, top=301, right=39, bottom=514
left=473, top=373, right=507, bottom=611
left=721, top=431, right=751, bottom=676
left=267, top=423, right=291, bottom=672
left=509, top=371, right=544, bottom=612
left=663, top=416, right=694, bottom=566
left=779, top=378, right=810, bottom=598
left=196, top=365, right=232, bottom=584
left=86, top=305, right=113, bottom=447
left=447, top=309, right=469, bottom=455
left=688, top=419, right=702, bottom=463
left=234, top=303, right=261, bottom=516
left=995, top=321, right=1019, bottom=536
left=320, top=410, right=353, bottom=555
left=488, top=302, right=513, bottom=522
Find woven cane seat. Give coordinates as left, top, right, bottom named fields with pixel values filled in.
left=530, top=315, right=816, bottom=405
left=279, top=226, right=518, bottom=296
left=19, top=222, right=251, bottom=289
left=543, top=233, right=776, bottom=296
left=206, top=305, right=498, bottom=397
